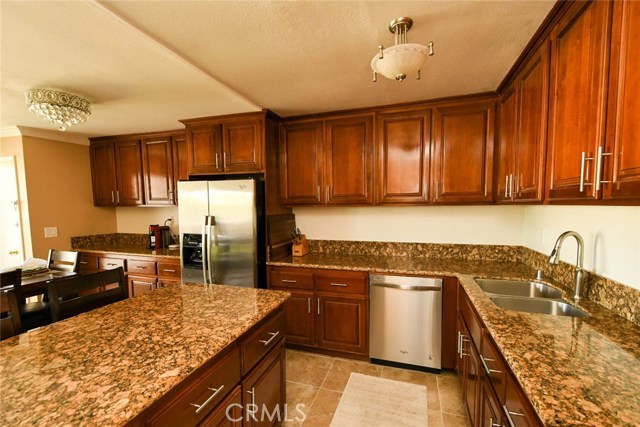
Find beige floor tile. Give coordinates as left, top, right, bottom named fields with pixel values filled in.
left=437, top=376, right=467, bottom=416
left=320, top=359, right=382, bottom=392
left=380, top=365, right=441, bottom=411
left=286, top=381, right=319, bottom=418
left=442, top=412, right=470, bottom=427
left=301, top=388, right=342, bottom=427
left=286, top=350, right=334, bottom=387
left=428, top=409, right=445, bottom=427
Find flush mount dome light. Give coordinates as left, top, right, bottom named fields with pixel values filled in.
left=25, top=88, right=91, bottom=131
left=371, top=17, right=434, bottom=82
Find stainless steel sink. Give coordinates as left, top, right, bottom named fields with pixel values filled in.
left=475, top=278, right=563, bottom=299
left=490, top=296, right=589, bottom=318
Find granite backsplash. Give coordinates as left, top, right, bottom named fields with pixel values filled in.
left=71, top=233, right=148, bottom=249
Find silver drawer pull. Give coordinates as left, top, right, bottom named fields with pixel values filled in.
left=134, top=266, right=146, bottom=270
left=330, top=283, right=348, bottom=287
left=259, top=331, right=280, bottom=346
left=79, top=261, right=88, bottom=264
left=163, top=269, right=176, bottom=273
left=503, top=404, right=525, bottom=427
left=490, top=417, right=500, bottom=427
left=190, top=384, right=225, bottom=414
left=480, top=355, right=502, bottom=374
left=281, top=279, right=297, bottom=283
left=106, top=263, right=118, bottom=267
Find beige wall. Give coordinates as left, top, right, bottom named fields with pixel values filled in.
left=21, top=136, right=117, bottom=259
left=116, top=206, right=179, bottom=238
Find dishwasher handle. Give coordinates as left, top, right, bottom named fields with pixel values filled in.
left=370, top=282, right=441, bottom=291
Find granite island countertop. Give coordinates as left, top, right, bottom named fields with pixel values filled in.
left=0, top=284, right=290, bottom=427
left=269, top=253, right=640, bottom=427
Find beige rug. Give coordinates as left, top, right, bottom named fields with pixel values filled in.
left=330, top=373, right=428, bottom=427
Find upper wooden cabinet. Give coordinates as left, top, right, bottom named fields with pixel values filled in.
left=280, top=114, right=374, bottom=205
left=90, top=138, right=144, bottom=206
left=141, top=136, right=175, bottom=206
left=182, top=112, right=269, bottom=176
left=546, top=0, right=612, bottom=202
left=375, top=109, right=431, bottom=204
left=497, top=43, right=549, bottom=203
left=603, top=0, right=640, bottom=202
left=432, top=101, right=496, bottom=204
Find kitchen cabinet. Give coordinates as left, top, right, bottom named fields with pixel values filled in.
left=458, top=312, right=481, bottom=426
left=172, top=133, right=188, bottom=193
left=603, top=0, right=640, bottom=202
left=375, top=108, right=431, bottom=204
left=481, top=378, right=503, bottom=427
left=432, top=101, right=495, bottom=204
left=128, top=275, right=156, bottom=297
left=497, top=43, right=549, bottom=203
left=268, top=266, right=369, bottom=357
left=546, top=0, right=612, bottom=202
left=90, top=138, right=145, bottom=206
left=280, top=115, right=374, bottom=206
left=182, top=113, right=270, bottom=176
left=198, top=386, right=242, bottom=427
left=142, top=135, right=175, bottom=206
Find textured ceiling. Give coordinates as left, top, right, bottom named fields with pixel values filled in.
left=0, top=0, right=555, bottom=138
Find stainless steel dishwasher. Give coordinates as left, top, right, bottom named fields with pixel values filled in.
left=369, top=274, right=442, bottom=370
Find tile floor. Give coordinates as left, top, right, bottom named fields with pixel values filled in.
left=284, top=349, right=469, bottom=427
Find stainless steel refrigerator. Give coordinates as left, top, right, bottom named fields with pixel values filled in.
left=178, top=179, right=264, bottom=287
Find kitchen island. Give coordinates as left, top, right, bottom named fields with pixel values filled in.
left=0, top=283, right=290, bottom=427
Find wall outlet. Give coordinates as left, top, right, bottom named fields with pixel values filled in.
left=44, top=226, right=58, bottom=238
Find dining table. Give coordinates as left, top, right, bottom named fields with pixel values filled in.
left=19, top=270, right=77, bottom=298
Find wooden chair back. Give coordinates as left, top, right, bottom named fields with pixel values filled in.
left=47, top=267, right=128, bottom=322
left=1, top=288, right=22, bottom=340
left=47, top=249, right=79, bottom=272
left=0, top=268, right=24, bottom=304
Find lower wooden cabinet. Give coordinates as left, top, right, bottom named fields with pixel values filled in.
left=268, top=266, right=369, bottom=357
left=458, top=312, right=481, bottom=425
left=198, top=386, right=243, bottom=427
left=128, top=275, right=156, bottom=297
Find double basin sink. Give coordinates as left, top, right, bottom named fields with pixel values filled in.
left=475, top=279, right=588, bottom=318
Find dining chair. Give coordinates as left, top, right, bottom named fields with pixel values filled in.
left=1, top=288, right=22, bottom=340
left=47, top=267, right=128, bottom=322
left=1, top=268, right=52, bottom=330
left=47, top=249, right=79, bottom=272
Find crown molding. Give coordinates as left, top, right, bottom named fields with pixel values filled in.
left=1, top=126, right=22, bottom=138
left=11, top=126, right=90, bottom=145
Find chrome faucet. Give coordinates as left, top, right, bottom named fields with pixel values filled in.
left=548, top=231, right=585, bottom=302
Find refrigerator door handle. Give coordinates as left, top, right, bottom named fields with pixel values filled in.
left=202, top=215, right=209, bottom=284
left=207, top=216, right=216, bottom=284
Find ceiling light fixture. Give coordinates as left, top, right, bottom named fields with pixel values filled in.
left=25, top=88, right=91, bottom=131
left=371, top=17, right=434, bottom=82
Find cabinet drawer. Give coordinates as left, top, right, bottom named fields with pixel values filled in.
left=99, top=257, right=126, bottom=271
left=198, top=385, right=242, bottom=427
left=77, top=253, right=99, bottom=273
left=480, top=331, right=507, bottom=402
left=146, top=347, right=241, bottom=427
left=269, top=268, right=313, bottom=290
left=158, top=262, right=181, bottom=278
left=459, top=289, right=483, bottom=349
left=128, top=259, right=156, bottom=275
left=241, top=310, right=285, bottom=375
left=315, top=271, right=367, bottom=294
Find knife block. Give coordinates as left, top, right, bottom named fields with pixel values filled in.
left=292, top=235, right=309, bottom=257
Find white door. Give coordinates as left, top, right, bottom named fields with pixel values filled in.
left=0, top=156, right=25, bottom=268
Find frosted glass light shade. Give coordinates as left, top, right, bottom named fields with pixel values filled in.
left=371, top=43, right=430, bottom=81
left=26, top=88, right=91, bottom=131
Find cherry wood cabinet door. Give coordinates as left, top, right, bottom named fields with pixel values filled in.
left=604, top=0, right=640, bottom=202
left=497, top=87, right=518, bottom=203
left=187, top=124, right=223, bottom=175
left=504, top=373, right=541, bottom=427
left=114, top=139, right=145, bottom=206
left=546, top=0, right=612, bottom=202
left=172, top=133, right=188, bottom=202
left=242, top=342, right=285, bottom=427
left=142, top=136, right=175, bottom=206
left=198, top=386, right=243, bottom=427
left=324, top=115, right=373, bottom=205
left=432, top=102, right=495, bottom=203
left=280, top=290, right=314, bottom=346
left=280, top=121, right=324, bottom=205
left=223, top=119, right=263, bottom=173
left=514, top=44, right=549, bottom=203
left=90, top=140, right=117, bottom=206
left=128, top=275, right=156, bottom=297
left=315, top=294, right=368, bottom=355
left=481, top=378, right=503, bottom=427
left=461, top=319, right=481, bottom=427
left=375, top=109, right=431, bottom=204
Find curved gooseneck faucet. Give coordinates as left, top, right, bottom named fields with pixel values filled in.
left=547, top=231, right=584, bottom=302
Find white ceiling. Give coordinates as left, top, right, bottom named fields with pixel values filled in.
left=1, top=0, right=555, bottom=138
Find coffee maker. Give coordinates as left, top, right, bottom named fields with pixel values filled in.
left=149, top=225, right=172, bottom=249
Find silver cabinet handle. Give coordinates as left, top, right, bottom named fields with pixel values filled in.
left=80, top=261, right=88, bottom=265
left=460, top=335, right=470, bottom=357
left=191, top=384, right=224, bottom=414
left=281, top=279, right=297, bottom=283
left=579, top=151, right=594, bottom=192
left=326, top=186, right=329, bottom=203
left=223, top=152, right=227, bottom=167
left=489, top=417, right=501, bottom=427
left=435, top=181, right=440, bottom=201
left=116, top=190, right=120, bottom=204
left=457, top=331, right=462, bottom=356
left=134, top=266, right=146, bottom=270
left=215, top=153, right=219, bottom=169
left=307, top=297, right=311, bottom=314
left=247, top=387, right=255, bottom=407
left=106, top=263, right=118, bottom=267
left=317, top=298, right=321, bottom=315
left=504, top=175, right=509, bottom=198
left=111, top=190, right=115, bottom=204
left=163, top=269, right=176, bottom=273
left=509, top=174, right=514, bottom=198
left=480, top=355, right=502, bottom=374
left=595, top=146, right=612, bottom=191
left=330, top=282, right=348, bottom=287
left=503, top=404, right=526, bottom=427
left=259, top=331, right=280, bottom=346
left=168, top=190, right=173, bottom=203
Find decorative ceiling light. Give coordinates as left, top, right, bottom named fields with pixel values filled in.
left=371, top=17, right=434, bottom=82
left=25, top=88, right=91, bottom=131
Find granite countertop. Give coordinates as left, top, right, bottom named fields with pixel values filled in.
left=76, top=245, right=181, bottom=259
left=269, top=253, right=640, bottom=427
left=0, top=284, right=290, bottom=427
